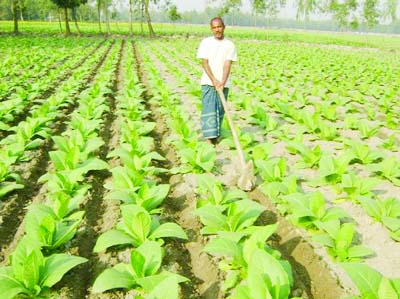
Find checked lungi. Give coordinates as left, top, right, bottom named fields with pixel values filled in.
left=201, top=85, right=229, bottom=138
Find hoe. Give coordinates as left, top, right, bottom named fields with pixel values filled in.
left=217, top=89, right=256, bottom=191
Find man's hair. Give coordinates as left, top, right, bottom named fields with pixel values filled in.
left=210, top=17, right=225, bottom=26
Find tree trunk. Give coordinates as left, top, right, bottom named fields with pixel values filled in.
left=97, top=0, right=102, bottom=33
left=72, top=7, right=81, bottom=36
left=64, top=6, right=71, bottom=36
left=140, top=2, right=144, bottom=34
left=12, top=0, right=19, bottom=35
left=129, top=0, right=133, bottom=37
left=19, top=6, right=24, bottom=21
left=144, top=0, right=155, bottom=37
left=58, top=8, right=63, bottom=32
left=105, top=4, right=110, bottom=35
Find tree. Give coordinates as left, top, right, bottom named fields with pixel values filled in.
left=103, top=0, right=112, bottom=35
left=296, top=0, right=318, bottom=20
left=168, top=4, right=181, bottom=22
left=50, top=0, right=86, bottom=35
left=129, top=0, right=134, bottom=36
left=383, top=0, right=398, bottom=23
left=363, top=0, right=380, bottom=27
left=72, top=0, right=87, bottom=35
left=143, top=0, right=155, bottom=36
left=11, top=0, right=20, bottom=34
left=97, top=0, right=101, bottom=32
left=213, top=0, right=242, bottom=17
left=251, top=0, right=266, bottom=26
left=265, top=0, right=286, bottom=24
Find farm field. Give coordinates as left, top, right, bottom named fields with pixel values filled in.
left=1, top=28, right=400, bottom=299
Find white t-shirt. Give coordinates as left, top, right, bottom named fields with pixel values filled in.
left=197, top=36, right=237, bottom=87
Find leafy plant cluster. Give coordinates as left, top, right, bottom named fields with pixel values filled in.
left=142, top=38, right=400, bottom=298
left=0, top=39, right=112, bottom=200
left=194, top=175, right=301, bottom=299
left=0, top=37, right=101, bottom=130
left=91, top=44, right=188, bottom=298
left=138, top=42, right=217, bottom=174
left=0, top=39, right=121, bottom=299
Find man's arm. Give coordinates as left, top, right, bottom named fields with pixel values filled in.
left=202, top=59, right=221, bottom=88
left=221, top=60, right=233, bottom=89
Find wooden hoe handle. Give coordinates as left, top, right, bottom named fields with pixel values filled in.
left=217, top=89, right=247, bottom=170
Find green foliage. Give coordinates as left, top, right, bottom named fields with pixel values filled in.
left=369, top=156, right=400, bottom=186
left=195, top=174, right=247, bottom=208
left=283, top=192, right=350, bottom=230
left=359, top=197, right=400, bottom=241
left=339, top=172, right=381, bottom=201
left=313, top=220, right=374, bottom=262
left=93, top=240, right=188, bottom=297
left=316, top=154, right=351, bottom=185
left=255, top=157, right=287, bottom=183
left=194, top=199, right=266, bottom=241
left=344, top=140, right=383, bottom=165
left=94, top=204, right=187, bottom=252
left=0, top=238, right=87, bottom=299
left=341, top=263, right=400, bottom=299
left=173, top=142, right=216, bottom=174
left=24, top=204, right=84, bottom=252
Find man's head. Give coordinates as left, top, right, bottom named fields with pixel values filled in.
left=210, top=17, right=225, bottom=40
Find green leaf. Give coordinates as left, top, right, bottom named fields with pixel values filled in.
left=149, top=223, right=187, bottom=240
left=0, top=182, right=24, bottom=198
left=341, top=263, right=382, bottom=299
left=136, top=241, right=163, bottom=277
left=148, top=275, right=180, bottom=299
left=0, top=268, right=29, bottom=299
left=203, top=237, right=241, bottom=259
left=194, top=205, right=228, bottom=233
left=93, top=229, right=135, bottom=252
left=378, top=277, right=398, bottom=299
left=136, top=271, right=187, bottom=295
left=347, top=245, right=374, bottom=259
left=92, top=264, right=134, bottom=293
left=41, top=253, right=87, bottom=287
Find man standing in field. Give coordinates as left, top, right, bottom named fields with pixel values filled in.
left=197, top=17, right=237, bottom=144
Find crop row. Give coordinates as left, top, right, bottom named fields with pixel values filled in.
left=141, top=38, right=400, bottom=298
left=0, top=40, right=120, bottom=299
left=89, top=40, right=189, bottom=299
left=0, top=38, right=104, bottom=131
left=136, top=40, right=311, bottom=298
left=0, top=40, right=111, bottom=203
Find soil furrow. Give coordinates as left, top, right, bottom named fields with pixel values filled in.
left=0, top=41, right=115, bottom=258
left=0, top=39, right=107, bottom=140
left=134, top=41, right=223, bottom=299
left=61, top=40, right=122, bottom=299
left=140, top=40, right=355, bottom=298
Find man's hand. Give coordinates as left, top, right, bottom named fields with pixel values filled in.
left=213, top=80, right=224, bottom=91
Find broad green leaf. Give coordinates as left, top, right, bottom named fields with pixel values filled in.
left=341, top=263, right=382, bottom=299
left=92, top=264, right=134, bottom=293
left=149, top=223, right=187, bottom=240
left=378, top=277, right=398, bottom=299
left=203, top=237, right=241, bottom=259
left=93, top=230, right=135, bottom=252
left=41, top=254, right=87, bottom=287
left=0, top=267, right=29, bottom=299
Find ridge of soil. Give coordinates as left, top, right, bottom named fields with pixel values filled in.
left=58, top=40, right=122, bottom=299
left=0, top=40, right=114, bottom=262
left=133, top=41, right=222, bottom=299
left=140, top=40, right=355, bottom=298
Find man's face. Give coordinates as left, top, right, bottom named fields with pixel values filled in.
left=211, top=19, right=225, bottom=40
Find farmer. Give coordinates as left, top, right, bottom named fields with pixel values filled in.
left=197, top=17, right=237, bottom=144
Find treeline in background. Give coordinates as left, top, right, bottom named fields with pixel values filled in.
left=1, top=0, right=400, bottom=36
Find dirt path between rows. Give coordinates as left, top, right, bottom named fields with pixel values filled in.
left=140, top=40, right=355, bottom=298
